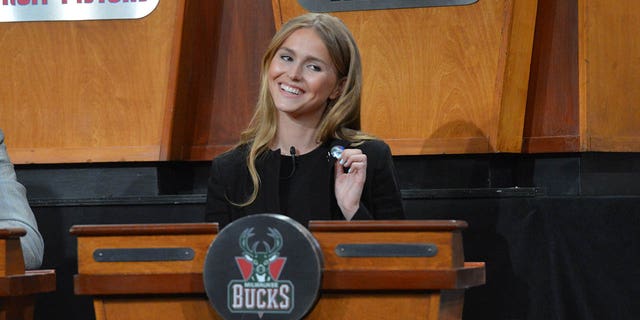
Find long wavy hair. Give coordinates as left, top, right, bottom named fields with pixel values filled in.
left=234, top=13, right=372, bottom=206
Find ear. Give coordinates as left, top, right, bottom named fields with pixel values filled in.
left=329, top=77, right=347, bottom=100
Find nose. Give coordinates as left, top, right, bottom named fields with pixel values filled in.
left=288, top=64, right=302, bottom=81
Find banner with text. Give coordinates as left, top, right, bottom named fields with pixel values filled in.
left=0, top=0, right=159, bottom=22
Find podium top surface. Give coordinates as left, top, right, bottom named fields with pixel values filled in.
left=69, top=223, right=218, bottom=236
left=69, top=220, right=468, bottom=236
left=0, top=228, right=26, bottom=239
left=309, top=220, right=468, bottom=232
left=69, top=220, right=467, bottom=236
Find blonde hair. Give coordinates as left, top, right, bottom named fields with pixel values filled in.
left=235, top=13, right=371, bottom=206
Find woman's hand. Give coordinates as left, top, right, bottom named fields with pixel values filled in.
left=334, top=148, right=367, bottom=220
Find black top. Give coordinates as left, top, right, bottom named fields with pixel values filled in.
left=205, top=139, right=404, bottom=228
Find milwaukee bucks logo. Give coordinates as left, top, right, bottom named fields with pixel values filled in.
left=228, top=227, right=294, bottom=316
left=204, top=214, right=322, bottom=319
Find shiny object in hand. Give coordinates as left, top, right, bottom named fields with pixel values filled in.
left=330, top=145, right=345, bottom=159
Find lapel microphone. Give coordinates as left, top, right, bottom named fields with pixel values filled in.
left=283, top=146, right=296, bottom=179
left=290, top=146, right=297, bottom=167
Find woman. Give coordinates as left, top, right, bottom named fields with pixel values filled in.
left=205, top=13, right=404, bottom=228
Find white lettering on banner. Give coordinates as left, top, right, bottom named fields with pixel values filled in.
left=0, top=0, right=159, bottom=22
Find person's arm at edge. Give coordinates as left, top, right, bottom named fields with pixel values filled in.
left=0, top=129, right=44, bottom=269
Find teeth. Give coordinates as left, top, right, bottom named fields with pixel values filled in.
left=281, top=84, right=301, bottom=95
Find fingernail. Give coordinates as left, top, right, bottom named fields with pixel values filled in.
left=348, top=168, right=352, bottom=173
left=339, top=159, right=344, bottom=165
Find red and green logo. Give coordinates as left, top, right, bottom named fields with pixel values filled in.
left=228, top=227, right=294, bottom=316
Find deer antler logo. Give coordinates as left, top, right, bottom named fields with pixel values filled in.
left=230, top=226, right=293, bottom=315
left=238, top=227, right=284, bottom=282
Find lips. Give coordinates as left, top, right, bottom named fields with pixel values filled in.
left=280, top=83, right=303, bottom=95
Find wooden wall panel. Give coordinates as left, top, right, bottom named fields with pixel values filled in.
left=3, top=1, right=639, bottom=163
left=523, top=0, right=580, bottom=153
left=580, top=0, right=640, bottom=151
left=273, top=0, right=538, bottom=155
left=0, top=0, right=186, bottom=164
left=167, top=0, right=276, bottom=161
left=526, top=0, right=640, bottom=153
left=162, top=0, right=224, bottom=160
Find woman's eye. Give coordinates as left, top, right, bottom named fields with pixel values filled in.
left=280, top=55, right=293, bottom=62
left=307, top=64, right=322, bottom=72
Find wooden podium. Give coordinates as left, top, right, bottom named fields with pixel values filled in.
left=70, top=223, right=220, bottom=320
left=0, top=228, right=56, bottom=320
left=305, top=220, right=484, bottom=319
left=72, top=220, right=484, bottom=319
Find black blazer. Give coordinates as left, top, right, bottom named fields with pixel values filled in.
left=205, top=139, right=404, bottom=228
